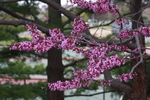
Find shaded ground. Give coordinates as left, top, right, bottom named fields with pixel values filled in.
left=90, top=28, right=112, bottom=37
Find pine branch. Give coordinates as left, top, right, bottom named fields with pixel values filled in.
left=0, top=0, right=22, bottom=3
left=0, top=20, right=49, bottom=35
left=0, top=6, right=32, bottom=22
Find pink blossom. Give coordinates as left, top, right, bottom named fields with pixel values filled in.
left=49, top=29, right=65, bottom=48
left=49, top=29, right=65, bottom=41
left=115, top=18, right=126, bottom=26
left=70, top=0, right=120, bottom=15
left=71, top=18, right=89, bottom=37
left=61, top=38, right=76, bottom=50
left=10, top=21, right=138, bottom=91
left=109, top=4, right=120, bottom=15
left=72, top=47, right=84, bottom=53
left=140, top=26, right=150, bottom=37
left=100, top=80, right=111, bottom=87
left=33, top=39, right=53, bottom=53
left=10, top=41, right=34, bottom=51
left=117, top=73, right=137, bottom=82
left=48, top=69, right=92, bottom=91
left=26, top=24, right=44, bottom=42
left=119, top=29, right=140, bottom=39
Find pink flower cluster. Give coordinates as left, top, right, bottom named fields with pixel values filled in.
left=10, top=18, right=140, bottom=91
left=48, top=78, right=91, bottom=91
left=140, top=26, right=150, bottom=37
left=9, top=0, right=150, bottom=92
left=48, top=69, right=94, bottom=91
left=71, top=18, right=89, bottom=37
left=87, top=55, right=125, bottom=72
left=119, top=29, right=140, bottom=39
left=100, top=80, right=111, bottom=87
left=48, top=42, right=128, bottom=90
left=10, top=41, right=34, bottom=52
left=47, top=42, right=127, bottom=91
left=70, top=0, right=120, bottom=15
left=117, top=73, right=137, bottom=82
left=119, top=26, right=150, bottom=39
left=26, top=24, right=44, bottom=42
left=115, top=18, right=126, bottom=26
left=10, top=18, right=89, bottom=52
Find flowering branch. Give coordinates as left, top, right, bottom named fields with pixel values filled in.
left=0, top=20, right=49, bottom=35
left=0, top=6, right=32, bottom=22
left=8, top=0, right=150, bottom=94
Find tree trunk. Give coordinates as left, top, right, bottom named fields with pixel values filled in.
left=46, top=48, right=64, bottom=100
left=46, top=0, right=64, bottom=100
left=130, top=0, right=147, bottom=100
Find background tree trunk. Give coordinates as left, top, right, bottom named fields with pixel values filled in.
left=46, top=0, right=64, bottom=100
left=130, top=0, right=147, bottom=99
left=46, top=48, right=64, bottom=100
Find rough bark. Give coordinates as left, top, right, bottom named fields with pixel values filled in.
left=46, top=0, right=64, bottom=100
left=130, top=0, right=147, bottom=100
left=46, top=48, right=64, bottom=100
left=104, top=70, right=132, bottom=97
left=40, top=0, right=76, bottom=20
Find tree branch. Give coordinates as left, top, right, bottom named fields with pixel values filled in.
left=129, top=35, right=144, bottom=74
left=63, top=9, right=85, bottom=25
left=0, top=6, right=32, bottom=22
left=40, top=0, right=76, bottom=21
left=64, top=58, right=87, bottom=68
left=25, top=0, right=39, bottom=21
left=0, top=20, right=49, bottom=35
left=104, top=70, right=132, bottom=97
left=0, top=19, right=137, bottom=50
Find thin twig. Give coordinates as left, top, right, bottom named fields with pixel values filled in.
left=129, top=35, right=143, bottom=74
left=64, top=58, right=87, bottom=68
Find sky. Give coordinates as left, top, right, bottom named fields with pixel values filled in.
left=38, top=0, right=70, bottom=8
left=61, top=0, right=70, bottom=5
left=38, top=0, right=97, bottom=8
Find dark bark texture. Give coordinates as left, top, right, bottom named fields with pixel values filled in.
left=130, top=0, right=147, bottom=100
left=46, top=48, right=64, bottom=100
left=46, top=0, right=64, bottom=100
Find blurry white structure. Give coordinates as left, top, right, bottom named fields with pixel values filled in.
left=111, top=20, right=132, bottom=33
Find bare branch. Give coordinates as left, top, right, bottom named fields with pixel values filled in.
left=25, top=0, right=39, bottom=21
left=0, top=20, right=49, bottom=35
left=89, top=12, right=130, bottom=29
left=40, top=0, right=76, bottom=21
left=0, top=6, right=32, bottom=22
left=18, top=0, right=79, bottom=30
left=63, top=9, right=85, bottom=25
left=64, top=58, right=87, bottom=68
left=129, top=35, right=144, bottom=74
left=89, top=20, right=115, bottom=29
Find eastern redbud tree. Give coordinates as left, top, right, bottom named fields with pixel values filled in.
left=10, top=0, right=149, bottom=99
